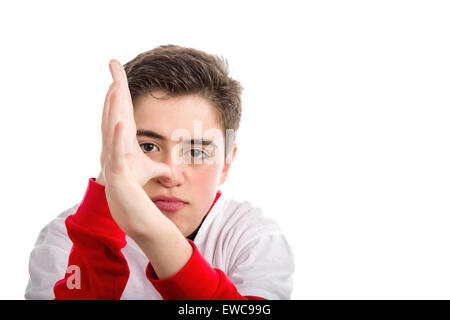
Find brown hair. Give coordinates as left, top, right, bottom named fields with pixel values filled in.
left=123, top=44, right=243, bottom=159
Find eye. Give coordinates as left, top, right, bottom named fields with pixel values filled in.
left=139, top=142, right=160, bottom=153
left=185, top=148, right=210, bottom=160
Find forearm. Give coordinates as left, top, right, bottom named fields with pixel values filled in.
left=54, top=222, right=129, bottom=299
left=133, top=218, right=193, bottom=280
left=54, top=177, right=129, bottom=299
left=145, top=239, right=267, bottom=300
left=104, top=181, right=266, bottom=300
left=106, top=180, right=193, bottom=280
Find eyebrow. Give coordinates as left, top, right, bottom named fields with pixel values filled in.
left=136, top=129, right=218, bottom=148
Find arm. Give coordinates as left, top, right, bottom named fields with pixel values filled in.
left=93, top=175, right=268, bottom=300
left=52, top=177, right=130, bottom=300
left=101, top=170, right=265, bottom=300
left=140, top=213, right=294, bottom=300
left=144, top=238, right=267, bottom=300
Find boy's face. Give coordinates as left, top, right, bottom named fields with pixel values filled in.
left=133, top=90, right=237, bottom=237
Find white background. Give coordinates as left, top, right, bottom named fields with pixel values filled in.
left=0, top=0, right=449, bottom=299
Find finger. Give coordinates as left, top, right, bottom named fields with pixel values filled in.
left=109, top=59, right=128, bottom=85
left=111, top=121, right=125, bottom=174
left=106, top=84, right=123, bottom=151
left=101, top=81, right=118, bottom=146
left=109, top=59, right=134, bottom=120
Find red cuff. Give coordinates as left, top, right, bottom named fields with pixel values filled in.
left=146, top=239, right=218, bottom=299
left=68, top=177, right=126, bottom=247
left=145, top=239, right=265, bottom=300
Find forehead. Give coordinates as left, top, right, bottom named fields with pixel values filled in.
left=133, top=92, right=223, bottom=142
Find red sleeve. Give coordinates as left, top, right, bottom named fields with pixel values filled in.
left=53, top=177, right=130, bottom=300
left=145, top=240, right=266, bottom=300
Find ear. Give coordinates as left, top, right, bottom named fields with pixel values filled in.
left=218, top=143, right=237, bottom=186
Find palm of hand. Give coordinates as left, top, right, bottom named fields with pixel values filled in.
left=100, top=59, right=172, bottom=187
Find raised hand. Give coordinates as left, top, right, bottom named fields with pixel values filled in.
left=100, top=59, right=172, bottom=187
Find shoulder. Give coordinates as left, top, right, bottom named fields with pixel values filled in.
left=208, top=196, right=295, bottom=299
left=204, top=195, right=289, bottom=259
left=215, top=196, right=283, bottom=239
left=32, top=203, right=80, bottom=247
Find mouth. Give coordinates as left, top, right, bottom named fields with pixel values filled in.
left=153, top=200, right=187, bottom=212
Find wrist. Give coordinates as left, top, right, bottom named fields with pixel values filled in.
left=130, top=202, right=177, bottom=245
left=72, top=177, right=126, bottom=243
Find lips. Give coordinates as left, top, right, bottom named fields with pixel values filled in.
left=153, top=200, right=186, bottom=212
left=151, top=194, right=187, bottom=202
left=151, top=195, right=188, bottom=212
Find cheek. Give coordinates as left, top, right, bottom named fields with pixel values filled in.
left=188, top=167, right=221, bottom=216
left=190, top=165, right=222, bottom=193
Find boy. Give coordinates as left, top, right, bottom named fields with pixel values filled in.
left=25, top=45, right=295, bottom=299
